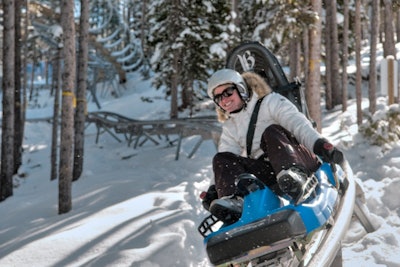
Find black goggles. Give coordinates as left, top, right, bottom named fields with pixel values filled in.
left=213, top=85, right=236, bottom=104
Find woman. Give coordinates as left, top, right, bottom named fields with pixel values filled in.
left=202, top=69, right=343, bottom=224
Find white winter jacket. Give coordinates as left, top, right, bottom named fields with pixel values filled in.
left=218, top=85, right=322, bottom=159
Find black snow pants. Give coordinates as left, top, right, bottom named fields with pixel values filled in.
left=213, top=124, right=320, bottom=197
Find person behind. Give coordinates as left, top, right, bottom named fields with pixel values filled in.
left=201, top=69, right=343, bottom=224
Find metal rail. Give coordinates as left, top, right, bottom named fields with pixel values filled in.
left=85, top=111, right=221, bottom=160
left=306, top=161, right=356, bottom=267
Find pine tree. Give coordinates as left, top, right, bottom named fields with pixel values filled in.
left=205, top=0, right=239, bottom=70
left=148, top=0, right=237, bottom=113
left=147, top=0, right=182, bottom=117
left=243, top=0, right=318, bottom=73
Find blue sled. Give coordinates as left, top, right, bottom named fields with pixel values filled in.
left=198, top=163, right=348, bottom=266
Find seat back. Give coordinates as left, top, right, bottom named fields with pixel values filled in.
left=226, top=42, right=311, bottom=120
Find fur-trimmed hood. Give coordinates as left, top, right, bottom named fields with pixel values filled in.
left=216, top=71, right=273, bottom=122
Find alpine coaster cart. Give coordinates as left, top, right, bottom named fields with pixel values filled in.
left=198, top=42, right=376, bottom=267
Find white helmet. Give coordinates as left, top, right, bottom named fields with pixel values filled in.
left=207, top=69, right=249, bottom=101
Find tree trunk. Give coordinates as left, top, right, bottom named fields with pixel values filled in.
left=379, top=8, right=384, bottom=43
left=306, top=0, right=322, bottom=132
left=170, top=51, right=179, bottom=119
left=170, top=0, right=180, bottom=119
left=289, top=38, right=301, bottom=81
left=59, top=0, right=76, bottom=214
left=29, top=47, right=37, bottom=101
left=329, top=0, right=341, bottom=106
left=341, top=0, right=349, bottom=112
left=324, top=0, right=332, bottom=110
left=397, top=10, right=400, bottom=97
left=181, top=80, right=192, bottom=110
left=355, top=0, right=363, bottom=125
left=302, top=28, right=309, bottom=87
left=73, top=0, right=89, bottom=181
left=232, top=0, right=240, bottom=38
left=383, top=0, right=396, bottom=58
left=1, top=0, right=16, bottom=201
left=14, top=0, right=23, bottom=174
left=21, top=0, right=28, bottom=151
left=368, top=0, right=379, bottom=114
left=51, top=50, right=62, bottom=181
left=396, top=10, right=400, bottom=43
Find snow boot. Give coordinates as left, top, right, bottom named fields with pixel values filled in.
left=209, top=195, right=243, bottom=224
left=277, top=167, right=318, bottom=205
left=235, top=173, right=266, bottom=196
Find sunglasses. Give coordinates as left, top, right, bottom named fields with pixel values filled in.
left=213, top=85, right=236, bottom=104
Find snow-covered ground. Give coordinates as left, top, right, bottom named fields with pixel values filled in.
left=0, top=67, right=400, bottom=267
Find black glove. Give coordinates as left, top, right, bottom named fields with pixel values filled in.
left=200, top=185, right=218, bottom=211
left=313, top=138, right=344, bottom=164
